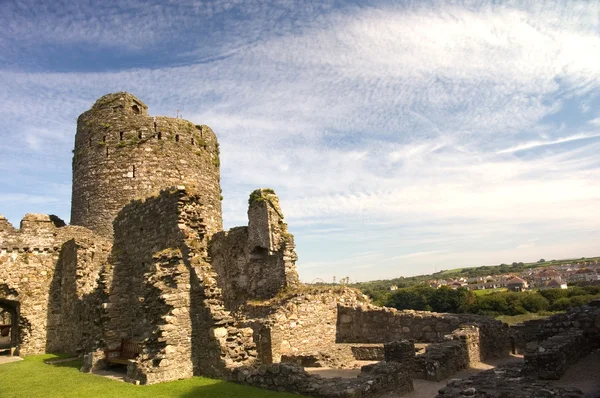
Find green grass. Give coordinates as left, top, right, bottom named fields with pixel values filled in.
left=495, top=311, right=561, bottom=326
left=473, top=288, right=508, bottom=296
left=0, top=354, right=302, bottom=398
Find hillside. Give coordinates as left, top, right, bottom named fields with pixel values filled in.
left=349, top=256, right=600, bottom=302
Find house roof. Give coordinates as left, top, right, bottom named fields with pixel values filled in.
left=507, top=277, right=527, bottom=285
left=545, top=279, right=565, bottom=287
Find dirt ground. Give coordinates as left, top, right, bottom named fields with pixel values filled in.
left=549, top=349, right=600, bottom=398
left=0, top=350, right=22, bottom=365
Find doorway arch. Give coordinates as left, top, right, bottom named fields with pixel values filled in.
left=0, top=299, right=19, bottom=356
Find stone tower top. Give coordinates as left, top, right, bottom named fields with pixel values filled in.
left=70, top=93, right=222, bottom=238
left=89, top=92, right=148, bottom=115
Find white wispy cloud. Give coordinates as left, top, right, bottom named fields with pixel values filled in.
left=1, top=0, right=599, bottom=281
left=496, top=133, right=600, bottom=154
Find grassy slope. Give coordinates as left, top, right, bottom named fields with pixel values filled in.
left=495, top=311, right=561, bottom=326
left=0, top=355, right=301, bottom=398
left=436, top=256, right=600, bottom=277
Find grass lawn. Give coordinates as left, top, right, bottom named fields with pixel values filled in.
left=495, top=311, right=561, bottom=326
left=0, top=354, right=302, bottom=398
left=472, top=288, right=508, bottom=296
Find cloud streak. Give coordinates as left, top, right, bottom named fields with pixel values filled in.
left=1, top=0, right=599, bottom=281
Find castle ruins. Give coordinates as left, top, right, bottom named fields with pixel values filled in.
left=1, top=93, right=598, bottom=396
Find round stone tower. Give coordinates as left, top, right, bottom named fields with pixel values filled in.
left=70, top=92, right=222, bottom=238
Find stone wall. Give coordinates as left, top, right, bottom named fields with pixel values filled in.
left=524, top=330, right=590, bottom=380
left=45, top=234, right=111, bottom=355
left=0, top=214, right=109, bottom=356
left=535, top=300, right=600, bottom=344
left=243, top=287, right=368, bottom=364
left=232, top=361, right=413, bottom=398
left=103, top=187, right=257, bottom=384
left=337, top=304, right=510, bottom=360
left=210, top=189, right=299, bottom=307
left=510, top=299, right=600, bottom=353
left=71, top=92, right=222, bottom=238
left=414, top=327, right=480, bottom=381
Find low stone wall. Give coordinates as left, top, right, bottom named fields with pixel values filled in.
left=337, top=305, right=510, bottom=360
left=280, top=343, right=383, bottom=368
left=510, top=299, right=600, bottom=354
left=232, top=361, right=413, bottom=397
left=413, top=326, right=479, bottom=382
left=536, top=300, right=600, bottom=344
left=351, top=344, right=384, bottom=361
left=524, top=330, right=589, bottom=380
left=436, top=363, right=584, bottom=397
left=415, top=340, right=467, bottom=382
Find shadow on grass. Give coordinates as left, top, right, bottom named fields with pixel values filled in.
left=51, top=359, right=84, bottom=370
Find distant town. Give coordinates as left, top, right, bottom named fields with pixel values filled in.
left=422, top=258, right=600, bottom=292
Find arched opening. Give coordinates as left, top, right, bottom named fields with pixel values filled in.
left=175, top=134, right=180, bottom=142
left=131, top=104, right=141, bottom=114
left=0, top=299, right=19, bottom=356
left=119, top=132, right=124, bottom=141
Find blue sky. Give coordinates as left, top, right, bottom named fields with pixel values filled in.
left=1, top=0, right=600, bottom=282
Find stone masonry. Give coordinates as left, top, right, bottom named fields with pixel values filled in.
left=0, top=214, right=110, bottom=356
left=210, top=188, right=300, bottom=308
left=71, top=92, right=222, bottom=238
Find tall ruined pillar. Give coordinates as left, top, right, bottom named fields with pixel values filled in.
left=247, top=188, right=300, bottom=292
left=209, top=188, right=300, bottom=307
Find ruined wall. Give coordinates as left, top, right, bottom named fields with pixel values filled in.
left=232, top=361, right=413, bottom=398
left=413, top=326, right=481, bottom=382
left=105, top=187, right=257, bottom=384
left=0, top=214, right=109, bottom=356
left=524, top=330, right=589, bottom=380
left=71, top=92, right=222, bottom=238
left=46, top=234, right=111, bottom=355
left=210, top=189, right=299, bottom=307
left=243, top=287, right=368, bottom=364
left=337, top=304, right=510, bottom=360
left=511, top=299, right=600, bottom=353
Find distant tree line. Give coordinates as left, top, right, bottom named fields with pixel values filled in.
left=373, top=285, right=600, bottom=316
